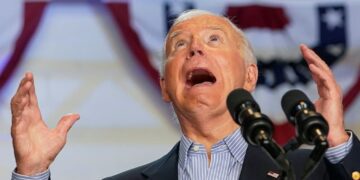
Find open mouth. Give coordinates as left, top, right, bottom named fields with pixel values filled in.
left=186, top=68, right=216, bottom=87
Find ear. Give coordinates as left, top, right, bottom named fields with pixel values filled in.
left=159, top=77, right=171, bottom=102
left=243, top=64, right=258, bottom=92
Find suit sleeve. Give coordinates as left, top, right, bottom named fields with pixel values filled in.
left=341, top=133, right=360, bottom=175
left=325, top=132, right=360, bottom=179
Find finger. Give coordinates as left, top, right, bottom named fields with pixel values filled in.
left=11, top=81, right=32, bottom=115
left=16, top=72, right=31, bottom=90
left=14, top=73, right=32, bottom=99
left=27, top=73, right=39, bottom=107
left=308, top=64, right=330, bottom=97
left=308, top=63, right=341, bottom=98
left=11, top=97, right=30, bottom=123
left=12, top=72, right=33, bottom=105
left=300, top=44, right=332, bottom=75
left=56, top=113, right=80, bottom=135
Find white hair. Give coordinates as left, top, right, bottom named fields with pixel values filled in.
left=159, top=9, right=257, bottom=77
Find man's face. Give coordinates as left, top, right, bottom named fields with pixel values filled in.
left=160, top=14, right=257, bottom=117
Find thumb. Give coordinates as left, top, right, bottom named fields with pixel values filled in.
left=56, top=113, right=80, bottom=135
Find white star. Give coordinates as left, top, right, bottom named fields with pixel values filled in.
left=322, top=8, right=343, bottom=30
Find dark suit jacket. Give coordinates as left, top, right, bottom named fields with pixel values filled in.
left=104, top=134, right=360, bottom=180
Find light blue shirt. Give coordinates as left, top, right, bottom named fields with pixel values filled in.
left=12, top=129, right=354, bottom=180
left=178, top=129, right=247, bottom=180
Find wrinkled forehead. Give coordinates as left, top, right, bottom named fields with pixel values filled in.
left=164, top=15, right=237, bottom=53
left=169, top=14, right=231, bottom=33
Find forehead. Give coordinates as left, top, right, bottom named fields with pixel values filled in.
left=168, top=14, right=234, bottom=37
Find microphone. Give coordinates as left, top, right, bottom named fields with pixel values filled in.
left=281, top=89, right=329, bottom=145
left=281, top=89, right=329, bottom=180
left=227, top=88, right=295, bottom=180
left=226, top=88, right=273, bottom=146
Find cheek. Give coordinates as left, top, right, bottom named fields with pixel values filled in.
left=216, top=52, right=247, bottom=85
left=164, top=59, right=183, bottom=92
left=168, top=47, right=188, bottom=60
left=166, top=58, right=183, bottom=79
left=232, top=62, right=247, bottom=86
left=213, top=51, right=234, bottom=68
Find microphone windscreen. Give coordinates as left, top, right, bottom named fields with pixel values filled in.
left=226, top=88, right=255, bottom=119
left=281, top=89, right=312, bottom=119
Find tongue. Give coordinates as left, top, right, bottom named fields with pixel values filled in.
left=191, top=75, right=212, bottom=85
left=188, top=69, right=216, bottom=86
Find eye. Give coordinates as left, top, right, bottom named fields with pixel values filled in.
left=209, top=34, right=220, bottom=42
left=175, top=40, right=186, bottom=49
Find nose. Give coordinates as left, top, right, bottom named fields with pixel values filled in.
left=189, top=49, right=203, bottom=57
left=187, top=37, right=204, bottom=59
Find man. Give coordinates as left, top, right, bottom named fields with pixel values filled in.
left=11, top=9, right=359, bottom=180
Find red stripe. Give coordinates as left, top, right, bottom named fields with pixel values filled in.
left=0, top=2, right=47, bottom=91
left=226, top=5, right=289, bottom=30
left=106, top=3, right=160, bottom=88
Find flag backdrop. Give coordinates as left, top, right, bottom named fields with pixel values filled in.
left=0, top=0, right=359, bottom=179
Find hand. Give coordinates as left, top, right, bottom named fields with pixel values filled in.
left=10, top=72, right=80, bottom=175
left=300, top=44, right=349, bottom=147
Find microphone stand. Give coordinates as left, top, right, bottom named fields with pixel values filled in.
left=227, top=88, right=296, bottom=179
left=255, top=130, right=296, bottom=180
left=301, top=131, right=328, bottom=180
left=283, top=131, right=329, bottom=180
left=238, top=103, right=296, bottom=180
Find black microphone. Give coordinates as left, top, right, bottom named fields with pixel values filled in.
left=226, top=88, right=273, bottom=146
left=227, top=88, right=295, bottom=180
left=281, top=89, right=329, bottom=145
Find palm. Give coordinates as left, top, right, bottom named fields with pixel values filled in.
left=11, top=72, right=79, bottom=175
left=300, top=45, right=348, bottom=147
left=315, top=97, right=341, bottom=122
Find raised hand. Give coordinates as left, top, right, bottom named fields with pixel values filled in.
left=10, top=72, right=80, bottom=175
left=300, top=44, right=349, bottom=147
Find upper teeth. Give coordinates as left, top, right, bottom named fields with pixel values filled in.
left=187, top=72, right=192, bottom=80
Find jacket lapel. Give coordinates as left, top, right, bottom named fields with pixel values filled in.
left=239, top=145, right=283, bottom=180
left=141, top=143, right=179, bottom=180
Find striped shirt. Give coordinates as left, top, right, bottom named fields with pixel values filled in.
left=178, top=129, right=354, bottom=180
left=12, top=170, right=49, bottom=180
left=178, top=129, right=247, bottom=180
left=12, top=130, right=353, bottom=180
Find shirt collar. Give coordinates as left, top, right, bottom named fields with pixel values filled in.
left=178, top=128, right=248, bottom=170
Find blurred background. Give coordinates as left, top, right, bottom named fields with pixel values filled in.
left=0, top=0, right=359, bottom=179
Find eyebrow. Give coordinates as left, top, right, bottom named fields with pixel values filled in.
left=207, top=26, right=224, bottom=31
left=168, top=26, right=226, bottom=40
left=169, top=31, right=182, bottom=40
